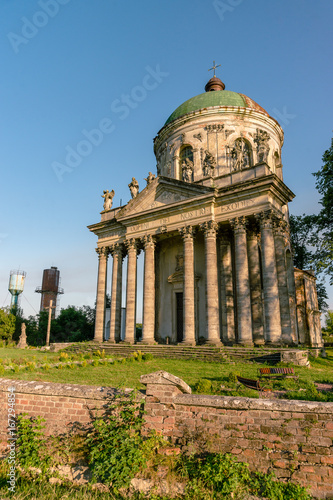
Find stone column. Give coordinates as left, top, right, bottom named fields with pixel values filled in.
left=202, top=221, right=221, bottom=345
left=247, top=229, right=265, bottom=344
left=230, top=217, right=253, bottom=345
left=109, top=243, right=123, bottom=343
left=179, top=226, right=196, bottom=345
left=257, top=211, right=282, bottom=344
left=124, top=238, right=137, bottom=344
left=273, top=218, right=293, bottom=344
left=141, top=234, right=155, bottom=344
left=219, top=232, right=235, bottom=344
left=94, top=247, right=109, bottom=343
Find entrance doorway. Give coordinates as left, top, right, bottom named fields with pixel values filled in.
left=176, top=292, right=183, bottom=343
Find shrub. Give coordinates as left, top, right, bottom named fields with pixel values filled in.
left=85, top=390, right=145, bottom=488
left=142, top=352, right=154, bottom=361
left=194, top=379, right=212, bottom=393
left=16, top=414, right=52, bottom=479
left=227, top=371, right=240, bottom=383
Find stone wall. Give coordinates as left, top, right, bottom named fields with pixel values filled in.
left=1, top=372, right=332, bottom=499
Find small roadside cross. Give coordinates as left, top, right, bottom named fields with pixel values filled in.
left=208, top=60, right=221, bottom=77
left=45, top=299, right=56, bottom=347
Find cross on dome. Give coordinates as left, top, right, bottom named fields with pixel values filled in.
left=208, top=60, right=221, bottom=77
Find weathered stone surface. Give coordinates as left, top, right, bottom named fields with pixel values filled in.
left=140, top=370, right=191, bottom=394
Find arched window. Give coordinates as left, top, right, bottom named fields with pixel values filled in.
left=179, top=145, right=194, bottom=182
left=230, top=138, right=252, bottom=171
left=180, top=146, right=193, bottom=164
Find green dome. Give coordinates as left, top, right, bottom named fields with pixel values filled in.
left=164, top=90, right=269, bottom=126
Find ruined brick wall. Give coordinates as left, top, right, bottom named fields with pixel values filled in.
left=141, top=371, right=333, bottom=499
left=1, top=372, right=332, bottom=499
left=0, top=378, right=131, bottom=446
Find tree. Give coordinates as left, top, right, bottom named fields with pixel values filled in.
left=322, top=310, right=333, bottom=340
left=312, top=138, right=333, bottom=284
left=50, top=306, right=95, bottom=343
left=0, top=307, right=16, bottom=341
left=289, top=137, right=333, bottom=310
left=289, top=214, right=328, bottom=311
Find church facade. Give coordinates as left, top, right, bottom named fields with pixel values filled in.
left=88, top=74, right=322, bottom=347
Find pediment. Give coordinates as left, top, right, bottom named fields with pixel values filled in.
left=117, top=176, right=213, bottom=219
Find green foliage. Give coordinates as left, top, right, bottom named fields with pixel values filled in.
left=194, top=378, right=212, bottom=393
left=289, top=137, right=333, bottom=308
left=178, top=452, right=311, bottom=500
left=135, top=323, right=142, bottom=342
left=16, top=413, right=52, bottom=479
left=227, top=371, right=240, bottom=383
left=0, top=307, right=16, bottom=341
left=322, top=310, right=333, bottom=339
left=312, top=137, right=333, bottom=284
left=85, top=390, right=145, bottom=488
left=142, top=352, right=154, bottom=361
left=50, top=305, right=95, bottom=343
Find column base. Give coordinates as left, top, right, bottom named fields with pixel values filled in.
left=205, top=340, right=223, bottom=347
left=138, top=340, right=156, bottom=345
left=119, top=341, right=135, bottom=345
left=178, top=341, right=196, bottom=346
left=93, top=338, right=103, bottom=343
left=237, top=342, right=254, bottom=347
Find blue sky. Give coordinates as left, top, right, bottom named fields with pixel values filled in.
left=0, top=0, right=332, bottom=320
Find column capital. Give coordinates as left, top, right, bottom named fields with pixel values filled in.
left=273, top=217, right=288, bottom=236
left=141, top=234, right=155, bottom=250
left=96, top=246, right=109, bottom=259
left=124, top=238, right=138, bottom=253
left=255, top=209, right=281, bottom=228
left=229, top=216, right=247, bottom=232
left=201, top=220, right=218, bottom=237
left=179, top=225, right=194, bottom=241
left=109, top=242, right=125, bottom=258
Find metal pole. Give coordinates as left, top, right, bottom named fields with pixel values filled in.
left=46, top=299, right=52, bottom=347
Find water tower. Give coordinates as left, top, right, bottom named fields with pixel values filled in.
left=35, top=267, right=64, bottom=318
left=8, top=270, right=26, bottom=311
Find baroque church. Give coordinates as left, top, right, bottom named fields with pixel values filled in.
left=88, top=69, right=323, bottom=348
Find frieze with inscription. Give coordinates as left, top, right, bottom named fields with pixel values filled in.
left=219, top=199, right=255, bottom=213
left=181, top=207, right=206, bottom=220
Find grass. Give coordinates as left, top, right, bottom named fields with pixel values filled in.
left=0, top=347, right=332, bottom=400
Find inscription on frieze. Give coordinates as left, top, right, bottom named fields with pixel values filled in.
left=180, top=207, right=206, bottom=221
left=129, top=222, right=150, bottom=232
left=219, top=199, right=255, bottom=213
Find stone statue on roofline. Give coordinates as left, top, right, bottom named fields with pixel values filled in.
left=145, top=172, right=156, bottom=185
left=128, top=177, right=139, bottom=198
left=101, top=189, right=115, bottom=211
